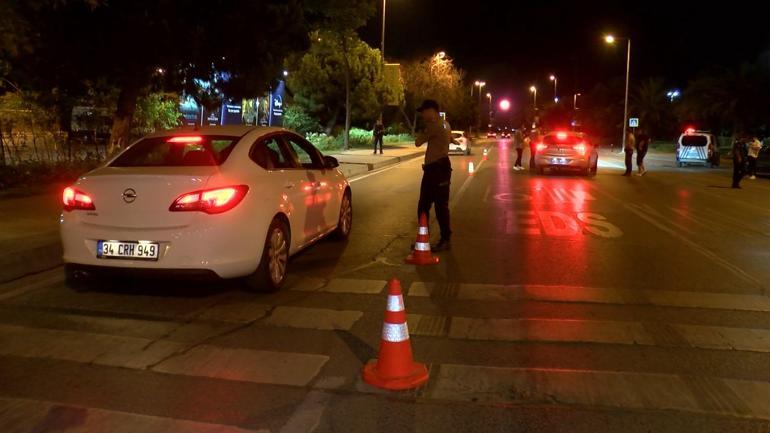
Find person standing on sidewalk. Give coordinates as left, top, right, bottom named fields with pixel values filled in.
left=513, top=128, right=525, bottom=170
left=623, top=130, right=636, bottom=176
left=635, top=129, right=650, bottom=176
left=372, top=120, right=384, bottom=155
left=732, top=136, right=748, bottom=189
left=415, top=99, right=452, bottom=252
left=747, top=135, right=762, bottom=180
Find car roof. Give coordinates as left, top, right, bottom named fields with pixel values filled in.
left=144, top=125, right=289, bottom=139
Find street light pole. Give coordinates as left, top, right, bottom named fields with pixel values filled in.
left=380, top=0, right=386, bottom=63
left=622, top=38, right=631, bottom=153
left=605, top=35, right=632, bottom=153
left=573, top=93, right=581, bottom=110
left=549, top=75, right=558, bottom=102
left=529, top=86, right=537, bottom=111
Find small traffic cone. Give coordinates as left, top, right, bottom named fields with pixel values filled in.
left=405, top=213, right=439, bottom=265
left=363, top=278, right=429, bottom=390
left=468, top=161, right=475, bottom=174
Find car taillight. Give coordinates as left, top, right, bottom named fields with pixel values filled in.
left=573, top=143, right=587, bottom=155
left=170, top=185, right=249, bottom=214
left=63, top=187, right=95, bottom=211
left=535, top=143, right=547, bottom=152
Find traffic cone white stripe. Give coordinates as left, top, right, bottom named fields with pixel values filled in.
left=415, top=242, right=431, bottom=251
left=386, top=294, right=405, bottom=312
left=418, top=226, right=429, bottom=235
left=382, top=322, right=410, bottom=342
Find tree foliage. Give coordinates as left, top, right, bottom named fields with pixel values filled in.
left=288, top=30, right=386, bottom=133
left=401, top=54, right=475, bottom=130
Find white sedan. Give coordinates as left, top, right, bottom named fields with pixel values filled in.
left=60, top=126, right=352, bottom=292
left=450, top=130, right=471, bottom=155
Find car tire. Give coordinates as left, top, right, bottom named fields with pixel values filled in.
left=245, top=218, right=290, bottom=293
left=331, top=190, right=352, bottom=240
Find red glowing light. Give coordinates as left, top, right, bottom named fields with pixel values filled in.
left=498, top=99, right=511, bottom=111
left=167, top=136, right=203, bottom=143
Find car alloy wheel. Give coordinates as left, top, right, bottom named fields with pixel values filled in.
left=268, top=227, right=288, bottom=286
left=339, top=194, right=352, bottom=236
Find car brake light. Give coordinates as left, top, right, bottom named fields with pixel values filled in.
left=535, top=143, right=548, bottom=152
left=556, top=131, right=568, bottom=140
left=573, top=143, right=587, bottom=155
left=170, top=185, right=249, bottom=214
left=63, top=187, right=96, bottom=211
left=685, top=127, right=695, bottom=134
left=167, top=136, right=203, bottom=143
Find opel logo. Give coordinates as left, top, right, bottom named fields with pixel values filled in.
left=122, top=188, right=137, bottom=204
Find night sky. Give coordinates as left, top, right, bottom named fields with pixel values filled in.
left=360, top=0, right=770, bottom=115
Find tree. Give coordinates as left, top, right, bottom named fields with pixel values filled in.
left=288, top=31, right=385, bottom=136
left=401, top=53, right=475, bottom=132
left=678, top=63, right=770, bottom=135
left=301, top=0, right=377, bottom=149
left=2, top=0, right=309, bottom=152
left=630, top=78, right=675, bottom=140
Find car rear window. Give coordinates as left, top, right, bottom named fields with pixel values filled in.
left=111, top=136, right=239, bottom=167
left=681, top=135, right=708, bottom=146
left=543, top=134, right=584, bottom=145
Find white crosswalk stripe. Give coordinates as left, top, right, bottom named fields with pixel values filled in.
left=408, top=281, right=770, bottom=312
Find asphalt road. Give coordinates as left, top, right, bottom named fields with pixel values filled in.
left=2, top=140, right=770, bottom=432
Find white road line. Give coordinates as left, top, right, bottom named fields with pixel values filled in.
left=450, top=152, right=489, bottom=210
left=409, top=314, right=770, bottom=354
left=278, top=391, right=329, bottom=433
left=407, top=281, right=770, bottom=312
left=153, top=346, right=328, bottom=387
left=430, top=364, right=768, bottom=420
left=0, top=397, right=267, bottom=433
left=262, top=306, right=363, bottom=331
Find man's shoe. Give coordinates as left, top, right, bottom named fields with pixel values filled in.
left=431, top=239, right=451, bottom=252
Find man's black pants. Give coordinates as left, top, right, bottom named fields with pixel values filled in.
left=624, top=149, right=634, bottom=175
left=515, top=148, right=523, bottom=167
left=418, top=157, right=452, bottom=241
left=733, top=160, right=745, bottom=187
left=373, top=136, right=383, bottom=153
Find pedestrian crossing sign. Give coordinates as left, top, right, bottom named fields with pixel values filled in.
left=629, top=118, right=639, bottom=128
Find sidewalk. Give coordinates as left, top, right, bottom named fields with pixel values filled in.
left=0, top=142, right=423, bottom=283
left=327, top=142, right=423, bottom=178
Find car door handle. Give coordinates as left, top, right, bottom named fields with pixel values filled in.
left=284, top=182, right=295, bottom=189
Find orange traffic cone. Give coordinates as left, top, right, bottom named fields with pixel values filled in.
left=363, top=278, right=429, bottom=390
left=405, top=213, right=440, bottom=265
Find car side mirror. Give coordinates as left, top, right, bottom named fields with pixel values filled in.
left=323, top=155, right=339, bottom=169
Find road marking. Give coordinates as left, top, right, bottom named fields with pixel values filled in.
left=503, top=210, right=623, bottom=238
left=291, top=278, right=385, bottom=294
left=153, top=346, right=328, bottom=387
left=0, top=397, right=267, bottom=433
left=197, top=302, right=271, bottom=323
left=262, top=306, right=363, bottom=331
left=410, top=314, right=770, bottom=354
left=429, top=365, right=766, bottom=420
left=0, top=324, right=187, bottom=369
left=278, top=391, right=329, bottom=433
left=408, top=282, right=770, bottom=312
left=625, top=203, right=764, bottom=292
left=450, top=152, right=488, bottom=210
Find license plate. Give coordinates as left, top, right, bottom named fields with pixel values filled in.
left=97, top=240, right=160, bottom=261
left=551, top=157, right=567, bottom=165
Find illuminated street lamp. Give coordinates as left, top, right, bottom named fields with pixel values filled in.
left=499, top=99, right=511, bottom=111
left=605, top=34, right=632, bottom=152
left=471, top=80, right=486, bottom=96
left=573, top=93, right=582, bottom=110
left=549, top=74, right=558, bottom=102
left=486, top=92, right=492, bottom=113
left=529, top=85, right=538, bottom=110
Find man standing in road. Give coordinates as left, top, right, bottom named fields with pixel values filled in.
left=732, top=136, right=747, bottom=189
left=636, top=129, right=650, bottom=176
left=747, top=135, right=762, bottom=180
left=513, top=128, right=525, bottom=170
left=528, top=128, right=540, bottom=170
left=623, top=130, right=636, bottom=176
left=415, top=99, right=452, bottom=252
left=373, top=120, right=385, bottom=155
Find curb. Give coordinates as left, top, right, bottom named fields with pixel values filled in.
left=0, top=234, right=63, bottom=284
